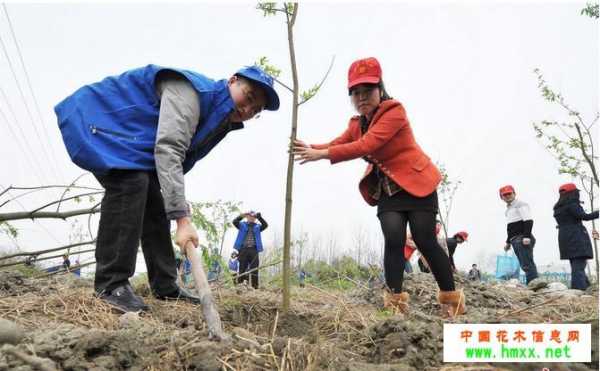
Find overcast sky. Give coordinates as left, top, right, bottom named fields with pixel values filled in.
left=0, top=1, right=598, bottom=274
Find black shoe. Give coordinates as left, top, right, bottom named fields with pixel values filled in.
left=99, top=284, right=149, bottom=312
left=155, top=286, right=202, bottom=305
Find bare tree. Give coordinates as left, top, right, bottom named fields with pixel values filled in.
left=256, top=2, right=334, bottom=311
left=292, top=232, right=308, bottom=269
left=436, top=160, right=462, bottom=239
left=532, top=69, right=599, bottom=278
left=352, top=225, right=369, bottom=267
left=326, top=231, right=338, bottom=265
left=0, top=181, right=102, bottom=244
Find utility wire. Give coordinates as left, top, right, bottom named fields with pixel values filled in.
left=0, top=85, right=50, bottom=184
left=0, top=22, right=62, bottom=183
left=2, top=3, right=66, bottom=183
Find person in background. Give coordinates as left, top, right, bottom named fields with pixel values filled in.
left=446, top=231, right=468, bottom=272
left=298, top=269, right=307, bottom=288
left=62, top=254, right=71, bottom=272
left=207, top=248, right=221, bottom=281
left=292, top=57, right=465, bottom=318
left=228, top=251, right=240, bottom=284
left=467, top=264, right=481, bottom=281
left=181, top=256, right=192, bottom=287
left=404, top=232, right=417, bottom=273
left=233, top=211, right=268, bottom=289
left=73, top=259, right=81, bottom=277
left=499, top=185, right=540, bottom=286
left=553, top=183, right=599, bottom=290
left=416, top=222, right=448, bottom=274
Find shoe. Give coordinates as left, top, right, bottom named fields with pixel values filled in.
left=155, top=286, right=202, bottom=305
left=383, top=289, right=410, bottom=314
left=98, top=284, right=149, bottom=313
left=438, top=289, right=466, bottom=318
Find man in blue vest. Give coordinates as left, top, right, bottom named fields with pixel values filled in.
left=55, top=64, right=279, bottom=312
left=233, top=211, right=268, bottom=288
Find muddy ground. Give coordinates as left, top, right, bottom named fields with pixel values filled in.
left=0, top=269, right=597, bottom=370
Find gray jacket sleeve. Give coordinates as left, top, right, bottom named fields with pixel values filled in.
left=154, top=71, right=201, bottom=220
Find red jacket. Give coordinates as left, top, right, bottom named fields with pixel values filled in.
left=312, top=100, right=441, bottom=206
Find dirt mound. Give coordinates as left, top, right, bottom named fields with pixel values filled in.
left=0, top=269, right=597, bottom=370
left=0, top=270, right=41, bottom=297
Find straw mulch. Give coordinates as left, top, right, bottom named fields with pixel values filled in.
left=0, top=269, right=597, bottom=371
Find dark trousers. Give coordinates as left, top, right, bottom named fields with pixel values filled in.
left=94, top=170, right=178, bottom=295
left=237, top=246, right=259, bottom=288
left=569, top=258, right=590, bottom=290
left=378, top=210, right=455, bottom=293
left=510, top=236, right=538, bottom=284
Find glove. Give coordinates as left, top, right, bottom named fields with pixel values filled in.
left=522, top=238, right=531, bottom=245
left=256, top=212, right=262, bottom=218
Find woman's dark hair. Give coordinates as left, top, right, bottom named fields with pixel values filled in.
left=349, top=80, right=393, bottom=101
left=357, top=80, right=393, bottom=165
left=378, top=80, right=392, bottom=101
left=553, top=189, right=581, bottom=210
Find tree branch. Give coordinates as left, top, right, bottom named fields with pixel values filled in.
left=0, top=184, right=102, bottom=206
left=56, top=173, right=95, bottom=212
left=28, top=191, right=103, bottom=215
left=0, top=206, right=100, bottom=223
left=274, top=77, right=294, bottom=93
left=0, top=247, right=96, bottom=268
left=574, top=122, right=599, bottom=186
left=0, top=240, right=95, bottom=261
left=298, top=55, right=335, bottom=106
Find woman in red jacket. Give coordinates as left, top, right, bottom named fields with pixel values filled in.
left=292, top=57, right=465, bottom=317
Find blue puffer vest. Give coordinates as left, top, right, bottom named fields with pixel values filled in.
left=54, top=64, right=241, bottom=174
left=233, top=222, right=264, bottom=252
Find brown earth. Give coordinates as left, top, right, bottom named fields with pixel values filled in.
left=0, top=269, right=597, bottom=370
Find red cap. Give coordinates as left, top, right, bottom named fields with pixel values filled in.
left=499, top=185, right=515, bottom=197
left=455, top=231, right=469, bottom=241
left=348, top=57, right=382, bottom=89
left=559, top=183, right=578, bottom=193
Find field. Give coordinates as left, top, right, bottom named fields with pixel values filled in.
left=0, top=269, right=597, bottom=371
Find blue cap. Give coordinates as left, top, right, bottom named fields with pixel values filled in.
left=235, top=66, right=280, bottom=111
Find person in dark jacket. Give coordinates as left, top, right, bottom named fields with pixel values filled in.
left=62, top=254, right=71, bottom=271
left=553, top=183, right=599, bottom=290
left=233, top=211, right=268, bottom=288
left=446, top=231, right=468, bottom=272
left=55, top=65, right=280, bottom=312
left=467, top=264, right=481, bottom=281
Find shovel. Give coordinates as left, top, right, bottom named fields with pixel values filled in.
left=182, top=241, right=229, bottom=341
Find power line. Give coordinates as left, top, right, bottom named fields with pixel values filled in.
left=0, top=85, right=50, bottom=184
left=2, top=3, right=66, bottom=183
left=0, top=104, right=47, bottom=185
left=0, top=17, right=63, bottom=183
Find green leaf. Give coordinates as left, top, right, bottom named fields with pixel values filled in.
left=255, top=56, right=281, bottom=78
left=285, top=2, right=296, bottom=15
left=0, top=221, right=18, bottom=238
left=581, top=3, right=599, bottom=18
left=257, top=2, right=278, bottom=16
left=300, top=84, right=319, bottom=102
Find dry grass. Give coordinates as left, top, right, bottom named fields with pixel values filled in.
left=0, top=270, right=598, bottom=371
